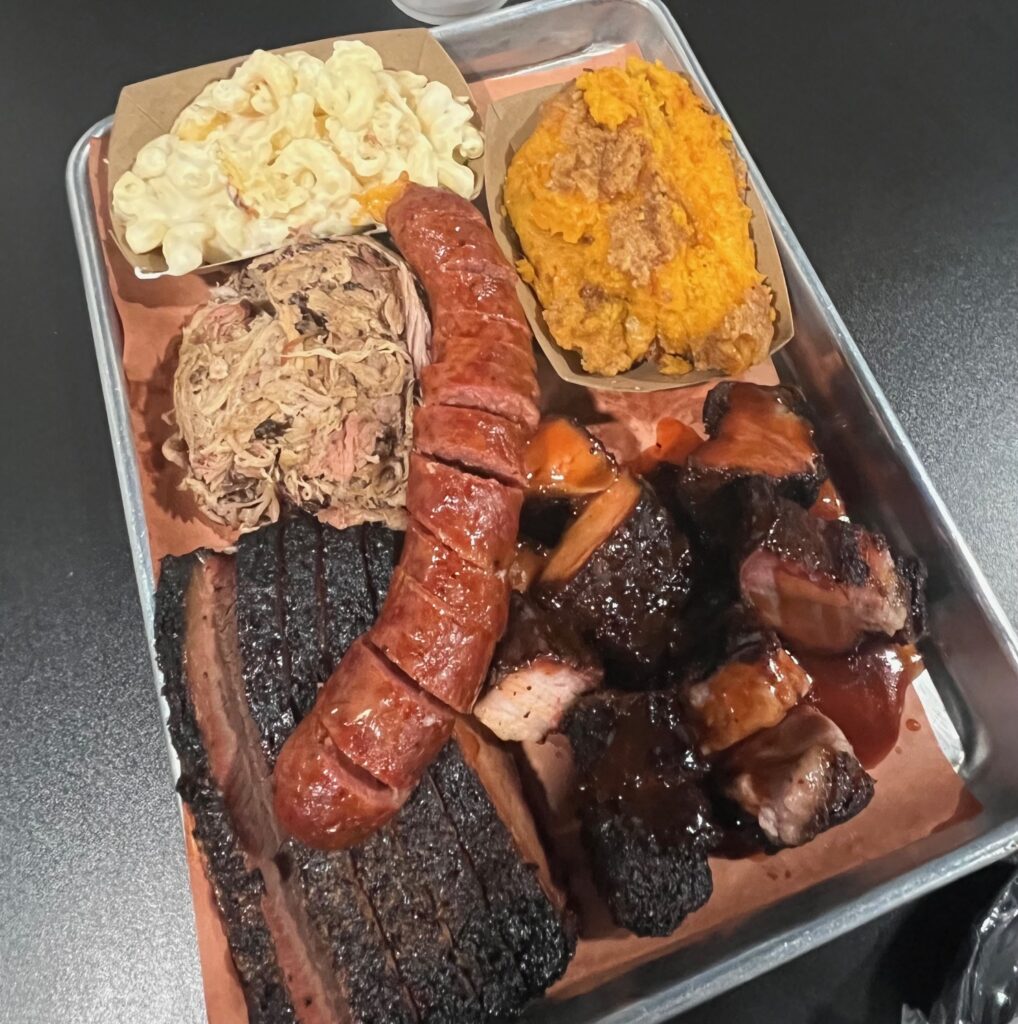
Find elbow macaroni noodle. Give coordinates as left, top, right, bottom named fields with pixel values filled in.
left=112, top=41, right=484, bottom=275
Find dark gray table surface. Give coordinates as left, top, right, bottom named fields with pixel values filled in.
left=2, top=1, right=1017, bottom=1021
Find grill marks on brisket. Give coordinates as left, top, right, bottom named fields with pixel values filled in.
left=156, top=554, right=297, bottom=1024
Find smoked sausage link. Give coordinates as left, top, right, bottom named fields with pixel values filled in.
left=272, top=184, right=537, bottom=850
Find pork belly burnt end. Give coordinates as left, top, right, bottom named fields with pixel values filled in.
left=684, top=623, right=813, bottom=755
left=562, top=691, right=716, bottom=936
left=654, top=382, right=826, bottom=536
left=473, top=593, right=602, bottom=742
left=691, top=381, right=826, bottom=502
left=717, top=705, right=875, bottom=847
left=535, top=474, right=693, bottom=683
left=733, top=478, right=926, bottom=653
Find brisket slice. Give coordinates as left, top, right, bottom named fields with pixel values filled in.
left=163, top=519, right=572, bottom=1021
left=284, top=843, right=419, bottom=1024
left=351, top=830, right=480, bottom=1024
left=156, top=554, right=296, bottom=1024
left=280, top=515, right=403, bottom=704
left=285, top=734, right=569, bottom=1023
left=321, top=524, right=376, bottom=672
left=281, top=514, right=329, bottom=723
left=389, top=774, right=529, bottom=1018
left=428, top=733, right=575, bottom=995
left=236, top=525, right=296, bottom=764
left=361, top=522, right=403, bottom=612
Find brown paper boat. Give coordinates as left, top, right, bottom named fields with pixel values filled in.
left=108, top=29, right=483, bottom=278
left=484, top=82, right=794, bottom=392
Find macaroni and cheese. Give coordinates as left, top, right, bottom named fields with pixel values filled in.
left=112, top=41, right=483, bottom=275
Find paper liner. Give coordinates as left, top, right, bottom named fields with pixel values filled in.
left=483, top=77, right=792, bottom=392
left=108, top=29, right=483, bottom=278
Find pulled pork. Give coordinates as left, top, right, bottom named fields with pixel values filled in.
left=164, top=237, right=429, bottom=532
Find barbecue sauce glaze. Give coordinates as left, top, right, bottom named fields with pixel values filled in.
left=582, top=703, right=714, bottom=845
left=799, top=641, right=923, bottom=768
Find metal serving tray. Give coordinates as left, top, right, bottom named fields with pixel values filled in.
left=67, top=0, right=1018, bottom=1020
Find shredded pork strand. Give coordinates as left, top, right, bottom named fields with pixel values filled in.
left=163, top=237, right=430, bottom=533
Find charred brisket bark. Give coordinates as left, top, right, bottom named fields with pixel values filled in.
left=281, top=515, right=328, bottom=722
left=361, top=522, right=403, bottom=612
left=322, top=525, right=377, bottom=670
left=156, top=554, right=297, bottom=1024
left=429, top=744, right=576, bottom=995
left=390, top=775, right=529, bottom=1018
left=284, top=842, right=419, bottom=1024
left=351, top=829, right=480, bottom=1023
left=236, top=525, right=296, bottom=763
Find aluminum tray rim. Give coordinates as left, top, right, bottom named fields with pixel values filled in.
left=65, top=2, right=1018, bottom=1017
